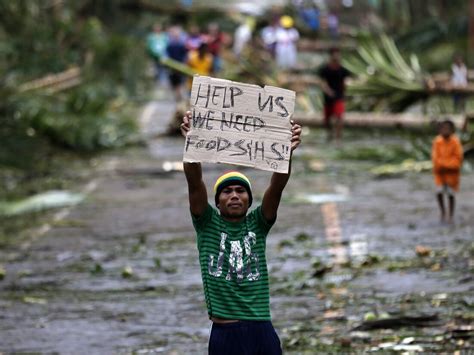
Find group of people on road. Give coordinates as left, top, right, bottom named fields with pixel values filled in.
left=149, top=19, right=467, bottom=224
left=146, top=16, right=468, bottom=352
left=147, top=22, right=227, bottom=101
left=146, top=15, right=302, bottom=99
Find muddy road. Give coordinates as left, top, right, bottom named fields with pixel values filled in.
left=1, top=95, right=473, bottom=354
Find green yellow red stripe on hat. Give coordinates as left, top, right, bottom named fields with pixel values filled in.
left=214, top=171, right=253, bottom=206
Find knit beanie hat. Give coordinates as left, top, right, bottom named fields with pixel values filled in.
left=213, top=171, right=253, bottom=207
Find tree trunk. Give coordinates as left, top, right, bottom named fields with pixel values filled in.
left=469, top=0, right=474, bottom=66
left=438, top=0, right=447, bottom=19
left=408, top=0, right=417, bottom=26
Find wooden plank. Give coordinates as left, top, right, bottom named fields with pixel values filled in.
left=18, top=67, right=81, bottom=93
left=297, top=38, right=357, bottom=52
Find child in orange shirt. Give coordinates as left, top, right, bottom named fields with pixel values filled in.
left=432, top=119, right=463, bottom=223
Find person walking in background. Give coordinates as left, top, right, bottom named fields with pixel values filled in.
left=186, top=43, right=213, bottom=90
left=327, top=11, right=339, bottom=39
left=318, top=47, right=351, bottom=143
left=275, top=15, right=299, bottom=69
left=185, top=24, right=203, bottom=51
left=299, top=3, right=320, bottom=34
left=146, top=23, right=168, bottom=85
left=432, top=119, right=463, bottom=224
left=203, top=23, right=225, bottom=74
left=261, top=17, right=280, bottom=58
left=451, top=54, right=468, bottom=113
left=166, top=25, right=188, bottom=102
left=233, top=17, right=255, bottom=58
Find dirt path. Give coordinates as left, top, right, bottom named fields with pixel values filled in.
left=1, top=92, right=473, bottom=354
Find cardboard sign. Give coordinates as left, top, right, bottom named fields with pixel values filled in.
left=183, top=75, right=295, bottom=173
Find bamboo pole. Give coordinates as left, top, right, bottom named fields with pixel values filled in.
left=14, top=57, right=196, bottom=94
left=281, top=73, right=474, bottom=96
left=293, top=112, right=466, bottom=130
left=18, top=67, right=81, bottom=93
left=469, top=0, right=474, bottom=66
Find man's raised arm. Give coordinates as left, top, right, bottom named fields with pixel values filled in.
left=261, top=120, right=302, bottom=222
left=181, top=111, right=208, bottom=217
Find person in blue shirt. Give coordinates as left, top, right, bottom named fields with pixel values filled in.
left=166, top=25, right=188, bottom=101
left=146, top=24, right=168, bottom=84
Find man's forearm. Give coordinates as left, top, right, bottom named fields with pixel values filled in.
left=270, top=160, right=292, bottom=192
left=261, top=160, right=292, bottom=221
left=184, top=162, right=203, bottom=188
left=183, top=162, right=208, bottom=216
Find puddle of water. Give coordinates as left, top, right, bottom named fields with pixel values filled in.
left=147, top=139, right=183, bottom=159
left=162, top=161, right=184, bottom=172
left=349, top=233, right=369, bottom=262
left=290, top=193, right=349, bottom=205
left=355, top=269, right=472, bottom=295
left=325, top=272, right=353, bottom=284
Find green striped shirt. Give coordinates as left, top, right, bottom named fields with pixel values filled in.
left=192, top=203, right=274, bottom=320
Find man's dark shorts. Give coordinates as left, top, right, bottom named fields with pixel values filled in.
left=209, top=320, right=282, bottom=355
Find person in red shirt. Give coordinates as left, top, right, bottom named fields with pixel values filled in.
left=432, top=119, right=463, bottom=223
left=318, top=47, right=351, bottom=142
left=203, top=23, right=225, bottom=73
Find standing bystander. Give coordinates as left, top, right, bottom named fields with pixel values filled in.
left=166, top=25, right=188, bottom=102
left=146, top=24, right=168, bottom=85
left=318, top=47, right=351, bottom=143
left=275, top=16, right=300, bottom=70
left=203, top=23, right=225, bottom=74
left=261, top=17, right=280, bottom=58
left=432, top=119, right=463, bottom=224
left=451, top=54, right=468, bottom=113
left=185, top=25, right=203, bottom=51
left=186, top=43, right=213, bottom=90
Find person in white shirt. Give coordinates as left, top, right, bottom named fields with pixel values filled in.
left=233, top=18, right=255, bottom=58
left=275, top=16, right=299, bottom=69
left=261, top=17, right=279, bottom=58
left=451, top=54, right=468, bottom=113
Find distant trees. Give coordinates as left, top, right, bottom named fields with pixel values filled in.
left=469, top=0, right=474, bottom=64
left=0, top=0, right=148, bottom=155
left=371, top=0, right=467, bottom=31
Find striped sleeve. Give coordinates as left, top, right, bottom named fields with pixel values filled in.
left=191, top=203, right=214, bottom=232
left=252, top=205, right=275, bottom=235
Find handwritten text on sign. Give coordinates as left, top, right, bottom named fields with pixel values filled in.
left=183, top=75, right=295, bottom=173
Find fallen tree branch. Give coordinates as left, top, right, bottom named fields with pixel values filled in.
left=293, top=112, right=466, bottom=130
left=18, top=67, right=82, bottom=93
left=353, top=314, right=441, bottom=331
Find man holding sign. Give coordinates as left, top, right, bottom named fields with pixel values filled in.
left=180, top=76, right=301, bottom=354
